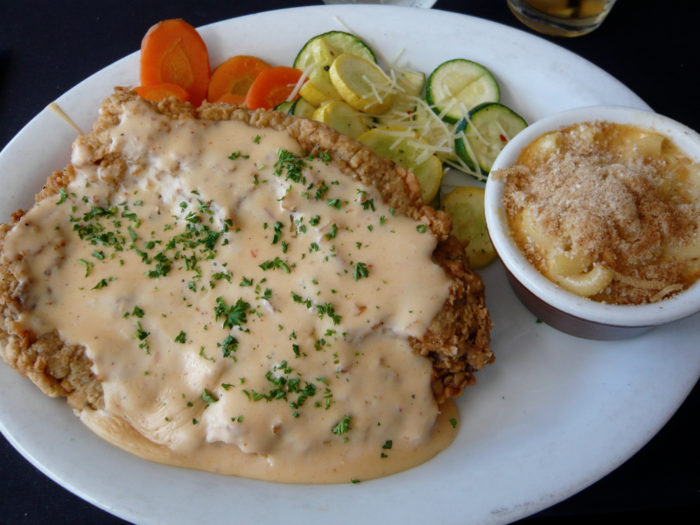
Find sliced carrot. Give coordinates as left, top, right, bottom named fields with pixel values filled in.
left=135, top=83, right=191, bottom=103
left=208, top=56, right=272, bottom=103
left=245, top=67, right=303, bottom=110
left=215, top=93, right=247, bottom=106
left=140, top=19, right=210, bottom=106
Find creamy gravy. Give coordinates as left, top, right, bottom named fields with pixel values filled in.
left=3, top=99, right=457, bottom=483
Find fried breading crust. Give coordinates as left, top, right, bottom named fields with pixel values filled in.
left=0, top=89, right=492, bottom=410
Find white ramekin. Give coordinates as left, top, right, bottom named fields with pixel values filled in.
left=485, top=106, right=700, bottom=340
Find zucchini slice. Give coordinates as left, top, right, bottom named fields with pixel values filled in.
left=357, top=127, right=442, bottom=204
left=440, top=186, right=496, bottom=270
left=454, top=103, right=527, bottom=175
left=396, top=68, right=425, bottom=98
left=311, top=101, right=372, bottom=139
left=274, top=101, right=294, bottom=113
left=426, top=59, right=500, bottom=124
left=375, top=67, right=425, bottom=126
left=290, top=97, right=317, bottom=119
left=293, top=31, right=376, bottom=71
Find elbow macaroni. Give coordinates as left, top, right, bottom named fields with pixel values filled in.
left=500, top=122, right=700, bottom=304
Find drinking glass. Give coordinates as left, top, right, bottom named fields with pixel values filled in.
left=321, top=0, right=438, bottom=7
left=507, top=0, right=617, bottom=37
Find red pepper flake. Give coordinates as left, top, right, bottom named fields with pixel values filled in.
left=500, top=134, right=507, bottom=142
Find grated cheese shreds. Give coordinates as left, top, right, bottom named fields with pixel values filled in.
left=459, top=103, right=492, bottom=146
left=445, top=157, right=485, bottom=182
left=390, top=137, right=403, bottom=150
left=456, top=129, right=485, bottom=180
left=333, top=15, right=357, bottom=36
left=371, top=94, right=464, bottom=170
left=362, top=74, right=386, bottom=107
left=368, top=129, right=416, bottom=138
left=438, top=99, right=457, bottom=121
left=495, top=120, right=511, bottom=142
left=286, top=63, right=315, bottom=102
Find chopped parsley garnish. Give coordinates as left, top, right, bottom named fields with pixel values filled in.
left=127, top=226, right=138, bottom=242
left=382, top=440, right=393, bottom=450
left=361, top=199, right=376, bottom=211
left=228, top=151, right=250, bottom=160
left=214, top=297, right=250, bottom=329
left=91, top=278, right=111, bottom=290
left=258, top=257, right=290, bottom=273
left=353, top=262, right=369, bottom=281
left=78, top=259, right=94, bottom=277
left=450, top=418, right=458, bottom=428
left=325, top=223, right=338, bottom=240
left=314, top=181, right=329, bottom=200
left=308, top=215, right=321, bottom=226
left=218, top=335, right=239, bottom=358
left=327, top=198, right=341, bottom=210
left=128, top=305, right=145, bottom=318
left=56, top=187, right=68, bottom=205
left=212, top=270, right=231, bottom=282
left=135, top=322, right=150, bottom=341
left=175, top=331, right=187, bottom=343
left=274, top=149, right=309, bottom=184
left=202, top=389, right=218, bottom=403
left=272, top=221, right=284, bottom=244
left=416, top=224, right=427, bottom=233
left=332, top=415, right=351, bottom=436
left=253, top=135, right=261, bottom=144
left=246, top=363, right=318, bottom=412
left=316, top=303, right=342, bottom=325
left=184, top=211, right=200, bottom=224
left=239, top=276, right=253, bottom=287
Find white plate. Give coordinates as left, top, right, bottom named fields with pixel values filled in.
left=1, top=6, right=698, bottom=525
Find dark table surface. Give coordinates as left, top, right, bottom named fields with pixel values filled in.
left=1, top=1, right=699, bottom=524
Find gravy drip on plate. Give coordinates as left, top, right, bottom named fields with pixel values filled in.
left=2, top=99, right=456, bottom=483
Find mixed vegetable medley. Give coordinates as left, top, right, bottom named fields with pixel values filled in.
left=135, top=19, right=528, bottom=269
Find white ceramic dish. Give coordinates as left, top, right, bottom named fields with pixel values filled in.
left=485, top=106, right=700, bottom=339
left=1, top=6, right=699, bottom=525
